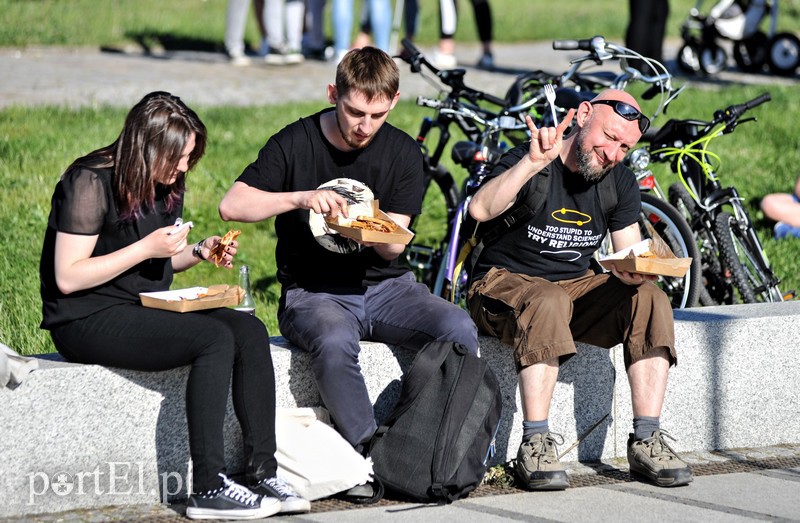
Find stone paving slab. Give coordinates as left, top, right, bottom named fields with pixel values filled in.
left=6, top=443, right=799, bottom=522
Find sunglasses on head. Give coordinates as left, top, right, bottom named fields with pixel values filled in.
left=589, top=99, right=650, bottom=133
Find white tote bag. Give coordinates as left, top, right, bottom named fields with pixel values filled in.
left=275, top=407, right=374, bottom=500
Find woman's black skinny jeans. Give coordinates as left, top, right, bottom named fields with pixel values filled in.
left=51, top=304, right=277, bottom=493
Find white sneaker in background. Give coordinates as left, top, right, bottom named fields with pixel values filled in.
left=284, top=50, right=305, bottom=65
left=432, top=51, right=458, bottom=69
left=265, top=49, right=287, bottom=65
left=227, top=50, right=251, bottom=67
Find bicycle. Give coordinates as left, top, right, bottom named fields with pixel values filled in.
left=631, top=93, right=786, bottom=304
left=624, top=153, right=704, bottom=308
left=507, top=35, right=682, bottom=131
left=397, top=39, right=534, bottom=294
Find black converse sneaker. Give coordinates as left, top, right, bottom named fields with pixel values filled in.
left=250, top=476, right=311, bottom=514
left=186, top=473, right=281, bottom=520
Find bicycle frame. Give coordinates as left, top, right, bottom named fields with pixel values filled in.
left=644, top=93, right=783, bottom=303
left=399, top=39, right=533, bottom=291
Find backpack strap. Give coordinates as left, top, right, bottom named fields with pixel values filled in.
left=451, top=170, right=552, bottom=301
left=596, top=170, right=618, bottom=217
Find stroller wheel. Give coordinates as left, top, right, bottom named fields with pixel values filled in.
left=699, top=44, right=728, bottom=75
left=677, top=43, right=702, bottom=73
left=767, top=32, right=800, bottom=76
left=733, top=31, right=768, bottom=72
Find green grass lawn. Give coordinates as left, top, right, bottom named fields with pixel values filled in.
left=3, top=0, right=800, bottom=50
left=3, top=83, right=800, bottom=356
left=3, top=1, right=800, bottom=356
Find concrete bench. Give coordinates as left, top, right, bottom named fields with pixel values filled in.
left=2, top=300, right=799, bottom=517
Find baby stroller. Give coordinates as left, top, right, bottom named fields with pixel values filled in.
left=677, top=0, right=800, bottom=75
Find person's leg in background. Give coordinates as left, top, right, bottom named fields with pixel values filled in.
left=285, top=0, right=306, bottom=63
left=367, top=0, right=392, bottom=52
left=434, top=0, right=458, bottom=68
left=303, top=0, right=331, bottom=60
left=225, top=0, right=254, bottom=65
left=625, top=0, right=669, bottom=71
left=471, top=0, right=495, bottom=69
left=332, top=0, right=355, bottom=62
left=353, top=1, right=373, bottom=48
left=265, top=0, right=288, bottom=64
left=404, top=0, right=419, bottom=42
left=254, top=0, right=269, bottom=55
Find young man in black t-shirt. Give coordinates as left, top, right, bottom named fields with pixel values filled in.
left=219, top=48, right=478, bottom=460
left=467, top=90, right=692, bottom=491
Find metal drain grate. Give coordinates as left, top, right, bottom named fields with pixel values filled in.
left=305, top=453, right=800, bottom=513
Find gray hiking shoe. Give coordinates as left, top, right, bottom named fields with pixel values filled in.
left=627, top=430, right=693, bottom=487
left=515, top=432, right=569, bottom=490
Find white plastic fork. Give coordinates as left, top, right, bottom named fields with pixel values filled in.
left=544, top=84, right=558, bottom=126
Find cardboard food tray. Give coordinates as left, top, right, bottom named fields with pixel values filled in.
left=325, top=201, right=414, bottom=245
left=140, top=285, right=244, bottom=313
left=598, top=239, right=692, bottom=278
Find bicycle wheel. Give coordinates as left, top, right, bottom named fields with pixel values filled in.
left=713, top=211, right=783, bottom=303
left=668, top=183, right=724, bottom=305
left=733, top=31, right=768, bottom=73
left=767, top=32, right=800, bottom=76
left=677, top=42, right=702, bottom=74
left=640, top=193, right=702, bottom=308
left=406, top=164, right=460, bottom=289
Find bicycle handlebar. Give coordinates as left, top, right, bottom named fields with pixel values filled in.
left=399, top=38, right=507, bottom=107
left=717, top=93, right=771, bottom=121
left=646, top=93, right=772, bottom=155
left=552, top=36, right=604, bottom=52
left=551, top=35, right=678, bottom=118
left=416, top=96, right=529, bottom=132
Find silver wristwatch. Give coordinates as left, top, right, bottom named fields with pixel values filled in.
left=192, top=240, right=205, bottom=260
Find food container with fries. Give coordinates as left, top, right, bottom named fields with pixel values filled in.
left=598, top=238, right=692, bottom=278
left=140, top=284, right=245, bottom=313
left=324, top=200, right=414, bottom=245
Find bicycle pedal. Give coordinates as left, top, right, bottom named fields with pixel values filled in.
left=783, top=290, right=797, bottom=301
left=405, top=244, right=435, bottom=271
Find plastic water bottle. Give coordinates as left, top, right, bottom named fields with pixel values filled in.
left=235, top=265, right=256, bottom=315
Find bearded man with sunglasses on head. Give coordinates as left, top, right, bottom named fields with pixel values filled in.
left=466, top=89, right=692, bottom=491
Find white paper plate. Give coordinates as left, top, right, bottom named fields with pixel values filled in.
left=308, top=178, right=374, bottom=254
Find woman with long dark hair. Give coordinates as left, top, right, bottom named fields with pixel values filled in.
left=39, top=91, right=309, bottom=520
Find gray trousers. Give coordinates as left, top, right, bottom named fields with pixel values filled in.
left=278, top=272, right=478, bottom=448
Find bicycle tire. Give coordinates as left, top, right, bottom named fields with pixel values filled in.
left=668, top=183, right=724, bottom=306
left=640, top=194, right=702, bottom=308
left=406, top=164, right=459, bottom=289
left=667, top=183, right=697, bottom=219
left=713, top=211, right=782, bottom=303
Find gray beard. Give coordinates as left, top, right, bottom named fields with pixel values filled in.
left=574, top=133, right=610, bottom=183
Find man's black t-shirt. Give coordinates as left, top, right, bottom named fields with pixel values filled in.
left=236, top=108, right=424, bottom=292
left=472, top=144, right=641, bottom=282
